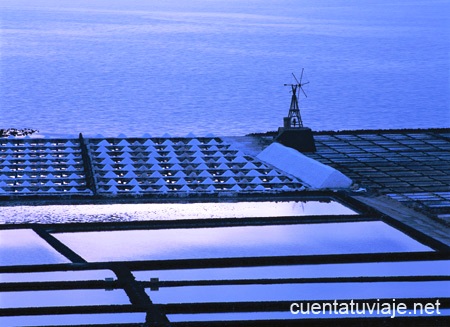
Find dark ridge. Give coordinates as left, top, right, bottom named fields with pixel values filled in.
left=0, top=128, right=39, bottom=137
left=247, top=127, right=450, bottom=137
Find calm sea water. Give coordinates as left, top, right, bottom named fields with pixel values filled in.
left=1, top=0, right=449, bottom=137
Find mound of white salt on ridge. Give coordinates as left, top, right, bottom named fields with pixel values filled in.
left=257, top=142, right=352, bottom=189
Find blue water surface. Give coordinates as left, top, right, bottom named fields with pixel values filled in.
left=1, top=0, right=449, bottom=136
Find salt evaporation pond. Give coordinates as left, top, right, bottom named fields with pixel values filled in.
left=0, top=200, right=356, bottom=224
left=53, top=221, right=430, bottom=262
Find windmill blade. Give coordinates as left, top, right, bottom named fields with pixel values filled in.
left=300, top=86, right=308, bottom=98
left=300, top=68, right=304, bottom=83
left=292, top=73, right=300, bottom=84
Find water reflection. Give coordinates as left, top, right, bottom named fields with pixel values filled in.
left=169, top=312, right=297, bottom=322
left=53, top=221, right=430, bottom=262
left=0, top=289, right=130, bottom=308
left=168, top=309, right=450, bottom=322
left=0, top=230, right=69, bottom=266
left=149, top=281, right=450, bottom=304
left=0, top=313, right=146, bottom=327
left=0, top=200, right=357, bottom=224
left=0, top=270, right=115, bottom=283
left=134, top=260, right=450, bottom=282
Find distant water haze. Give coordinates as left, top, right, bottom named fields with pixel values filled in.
left=1, top=0, right=449, bottom=137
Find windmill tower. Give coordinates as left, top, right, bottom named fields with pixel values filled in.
left=283, top=70, right=308, bottom=128
left=274, top=69, right=316, bottom=152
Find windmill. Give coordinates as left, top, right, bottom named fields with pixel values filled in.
left=274, top=68, right=316, bottom=152
left=283, top=69, right=309, bottom=128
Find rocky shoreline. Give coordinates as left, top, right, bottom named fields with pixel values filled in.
left=0, top=128, right=39, bottom=138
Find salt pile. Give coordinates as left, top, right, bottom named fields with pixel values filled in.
left=257, top=142, right=352, bottom=189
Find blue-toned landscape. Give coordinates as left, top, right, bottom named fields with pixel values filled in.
left=1, top=1, right=449, bottom=326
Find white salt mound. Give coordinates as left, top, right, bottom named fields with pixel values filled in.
left=257, top=142, right=352, bottom=189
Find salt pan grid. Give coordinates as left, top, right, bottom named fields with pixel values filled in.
left=89, top=137, right=305, bottom=194
left=0, top=138, right=89, bottom=195
left=307, top=131, right=450, bottom=195
left=0, top=136, right=306, bottom=196
left=306, top=130, right=450, bottom=223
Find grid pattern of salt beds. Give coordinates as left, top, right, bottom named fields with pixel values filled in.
left=306, top=130, right=450, bottom=224
left=309, top=132, right=450, bottom=193
left=90, top=137, right=305, bottom=194
left=0, top=138, right=89, bottom=194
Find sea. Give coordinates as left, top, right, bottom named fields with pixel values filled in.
left=1, top=0, right=449, bottom=137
